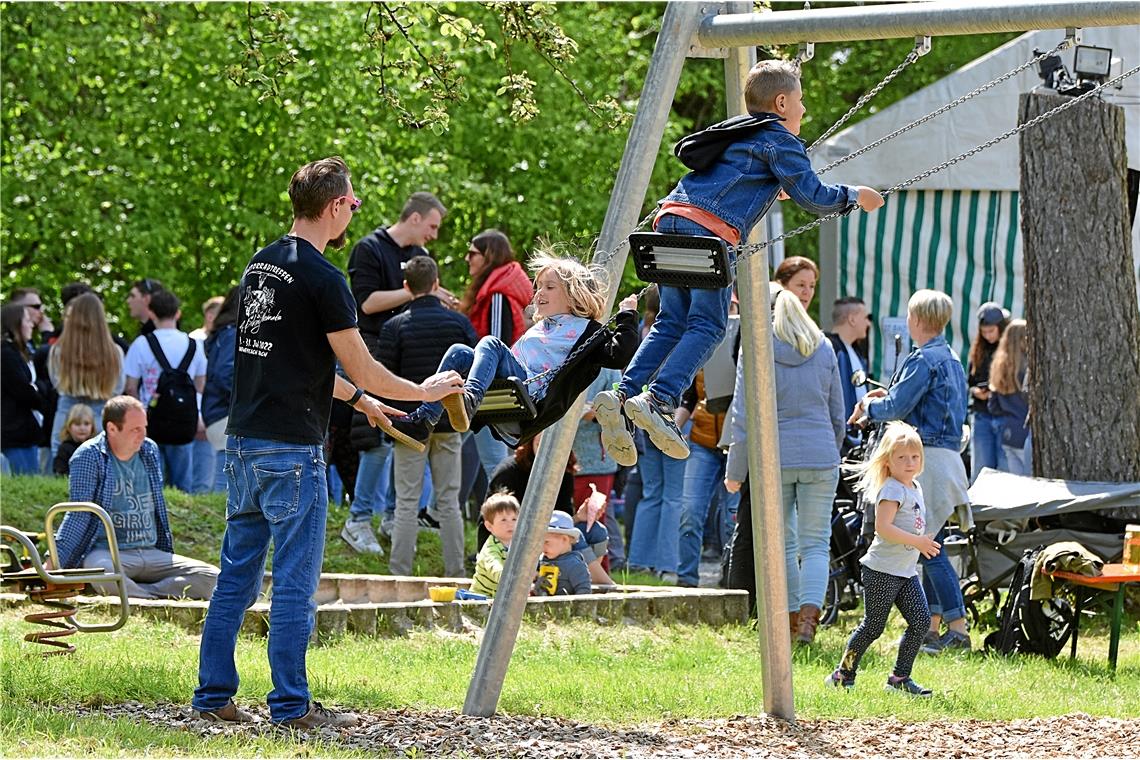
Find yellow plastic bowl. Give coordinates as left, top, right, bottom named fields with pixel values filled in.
left=428, top=586, right=457, bottom=603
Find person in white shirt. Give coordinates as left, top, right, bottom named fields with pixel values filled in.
left=124, top=289, right=207, bottom=492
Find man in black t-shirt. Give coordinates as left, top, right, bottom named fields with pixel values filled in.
left=342, top=191, right=460, bottom=554
left=192, top=157, right=462, bottom=731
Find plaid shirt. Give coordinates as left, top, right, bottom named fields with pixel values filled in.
left=53, top=432, right=172, bottom=568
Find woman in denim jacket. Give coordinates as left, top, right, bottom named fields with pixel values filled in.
left=852, top=289, right=972, bottom=654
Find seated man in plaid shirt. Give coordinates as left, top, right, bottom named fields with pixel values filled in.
left=51, top=395, right=218, bottom=599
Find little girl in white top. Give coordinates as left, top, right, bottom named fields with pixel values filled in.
left=826, top=421, right=940, bottom=696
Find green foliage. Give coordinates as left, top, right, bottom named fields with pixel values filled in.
left=1, top=1, right=1017, bottom=333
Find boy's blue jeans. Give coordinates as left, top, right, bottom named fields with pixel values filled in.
left=193, top=436, right=328, bottom=723
left=618, top=215, right=733, bottom=409
left=421, top=337, right=529, bottom=422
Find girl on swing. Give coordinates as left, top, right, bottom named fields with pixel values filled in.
left=391, top=251, right=639, bottom=446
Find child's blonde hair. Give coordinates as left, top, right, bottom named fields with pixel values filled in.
left=480, top=489, right=520, bottom=523
left=745, top=59, right=801, bottom=114
left=907, top=289, right=953, bottom=334
left=772, top=287, right=823, bottom=357
left=989, top=319, right=1028, bottom=395
left=528, top=250, right=608, bottom=321
left=848, top=421, right=924, bottom=497
left=59, top=403, right=95, bottom=443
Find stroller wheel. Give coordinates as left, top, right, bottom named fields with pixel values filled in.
left=820, top=573, right=842, bottom=627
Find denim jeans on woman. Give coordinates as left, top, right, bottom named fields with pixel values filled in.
left=626, top=430, right=688, bottom=573
left=920, top=526, right=966, bottom=623
left=782, top=466, right=840, bottom=611
left=617, top=215, right=733, bottom=410
left=969, top=411, right=1007, bottom=483
left=193, top=436, right=328, bottom=723
left=677, top=441, right=739, bottom=586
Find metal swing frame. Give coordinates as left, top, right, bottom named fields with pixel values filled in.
left=463, top=0, right=1140, bottom=721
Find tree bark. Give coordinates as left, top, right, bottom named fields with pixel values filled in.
left=1019, top=92, right=1140, bottom=481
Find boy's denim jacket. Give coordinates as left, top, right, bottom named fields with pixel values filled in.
left=866, top=336, right=968, bottom=451
left=666, top=113, right=858, bottom=238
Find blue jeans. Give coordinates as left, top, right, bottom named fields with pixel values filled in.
left=159, top=442, right=194, bottom=493
left=626, top=434, right=688, bottom=573
left=618, top=216, right=733, bottom=408
left=920, top=527, right=966, bottom=623
left=422, top=338, right=529, bottom=422
left=191, top=438, right=216, bottom=494
left=349, top=439, right=393, bottom=522
left=970, top=411, right=1007, bottom=483
left=781, top=467, right=839, bottom=610
left=473, top=426, right=509, bottom=479
left=1003, top=432, right=1032, bottom=476
left=677, top=442, right=738, bottom=585
left=1, top=446, right=39, bottom=475
left=194, top=436, right=328, bottom=723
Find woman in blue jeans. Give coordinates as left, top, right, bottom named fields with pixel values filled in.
left=966, top=302, right=1009, bottom=482
left=851, top=289, right=972, bottom=653
left=725, top=285, right=845, bottom=643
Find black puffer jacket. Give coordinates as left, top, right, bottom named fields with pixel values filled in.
left=350, top=296, right=477, bottom=449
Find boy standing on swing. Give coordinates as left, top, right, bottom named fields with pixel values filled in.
left=595, top=59, right=884, bottom=465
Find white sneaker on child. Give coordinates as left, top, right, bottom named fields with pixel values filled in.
left=625, top=391, right=689, bottom=460
left=593, top=390, right=637, bottom=467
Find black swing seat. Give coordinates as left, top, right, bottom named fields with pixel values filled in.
left=473, top=377, right=538, bottom=425
left=629, top=232, right=733, bottom=289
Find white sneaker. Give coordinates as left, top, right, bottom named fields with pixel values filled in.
left=624, top=391, right=689, bottom=460
left=593, top=390, right=637, bottom=467
left=341, top=519, right=383, bottom=555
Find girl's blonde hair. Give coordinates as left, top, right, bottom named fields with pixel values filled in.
left=989, top=318, right=1028, bottom=394
left=848, top=421, right=924, bottom=497
left=59, top=403, right=96, bottom=443
left=907, top=289, right=953, bottom=334
left=528, top=251, right=608, bottom=321
left=772, top=287, right=823, bottom=357
left=50, top=293, right=122, bottom=399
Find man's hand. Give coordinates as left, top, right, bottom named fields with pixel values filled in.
left=433, top=286, right=460, bottom=310
left=355, top=394, right=403, bottom=430
left=856, top=186, right=885, bottom=212
left=724, top=478, right=742, bottom=494
left=618, top=294, right=638, bottom=312
left=420, top=371, right=464, bottom=401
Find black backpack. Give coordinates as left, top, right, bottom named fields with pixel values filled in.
left=984, top=545, right=1074, bottom=659
left=144, top=334, right=199, bottom=445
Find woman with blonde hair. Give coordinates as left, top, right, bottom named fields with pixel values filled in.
left=48, top=293, right=124, bottom=456
left=988, top=319, right=1031, bottom=475
left=724, top=284, right=846, bottom=643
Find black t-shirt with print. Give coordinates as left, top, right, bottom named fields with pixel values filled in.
left=227, top=236, right=358, bottom=445
left=346, top=226, right=428, bottom=338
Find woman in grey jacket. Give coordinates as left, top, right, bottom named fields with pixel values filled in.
left=725, top=285, right=846, bottom=644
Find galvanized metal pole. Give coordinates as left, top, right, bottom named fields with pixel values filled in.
left=462, top=0, right=706, bottom=717
left=722, top=1, right=795, bottom=721
left=698, top=0, right=1140, bottom=47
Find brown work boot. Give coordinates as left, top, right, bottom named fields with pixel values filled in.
left=194, top=700, right=261, bottom=724
left=796, top=604, right=821, bottom=645
left=280, top=701, right=360, bottom=730
left=789, top=610, right=800, bottom=639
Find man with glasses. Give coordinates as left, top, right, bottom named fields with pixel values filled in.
left=10, top=287, right=55, bottom=344
left=126, top=278, right=164, bottom=338
left=192, top=156, right=462, bottom=728
left=341, top=191, right=457, bottom=555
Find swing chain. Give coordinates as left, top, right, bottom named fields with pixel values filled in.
left=808, top=36, right=930, bottom=153
left=726, top=61, right=1140, bottom=269
left=817, top=36, right=1076, bottom=177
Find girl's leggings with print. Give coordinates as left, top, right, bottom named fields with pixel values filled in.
left=837, top=566, right=931, bottom=680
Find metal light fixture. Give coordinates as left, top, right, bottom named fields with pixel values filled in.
left=1073, top=44, right=1112, bottom=81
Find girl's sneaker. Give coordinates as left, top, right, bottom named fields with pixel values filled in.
left=824, top=669, right=854, bottom=689
left=885, top=675, right=933, bottom=697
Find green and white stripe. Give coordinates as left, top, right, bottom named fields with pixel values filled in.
left=839, top=189, right=1022, bottom=376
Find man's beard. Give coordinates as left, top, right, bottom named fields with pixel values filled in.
left=329, top=229, right=348, bottom=250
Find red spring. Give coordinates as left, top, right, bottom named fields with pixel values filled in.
left=24, top=588, right=80, bottom=656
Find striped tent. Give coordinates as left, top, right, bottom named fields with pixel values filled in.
left=815, top=26, right=1140, bottom=376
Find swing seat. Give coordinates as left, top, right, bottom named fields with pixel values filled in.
left=629, top=232, right=733, bottom=289
left=473, top=377, right=537, bottom=425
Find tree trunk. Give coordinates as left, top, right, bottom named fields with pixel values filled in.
left=1019, top=92, right=1140, bottom=481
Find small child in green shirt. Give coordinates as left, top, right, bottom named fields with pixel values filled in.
left=470, top=491, right=519, bottom=597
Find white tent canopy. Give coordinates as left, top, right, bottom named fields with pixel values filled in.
left=813, top=26, right=1140, bottom=375
left=812, top=26, right=1140, bottom=190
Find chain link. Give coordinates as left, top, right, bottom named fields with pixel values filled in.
left=808, top=48, right=920, bottom=153
left=816, top=38, right=1075, bottom=177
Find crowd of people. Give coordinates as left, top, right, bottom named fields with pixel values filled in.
left=0, top=58, right=1039, bottom=723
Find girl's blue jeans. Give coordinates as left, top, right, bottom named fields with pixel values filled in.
left=970, top=411, right=1007, bottom=483
left=618, top=215, right=733, bottom=409
left=193, top=436, right=328, bottom=723
left=421, top=337, right=528, bottom=423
